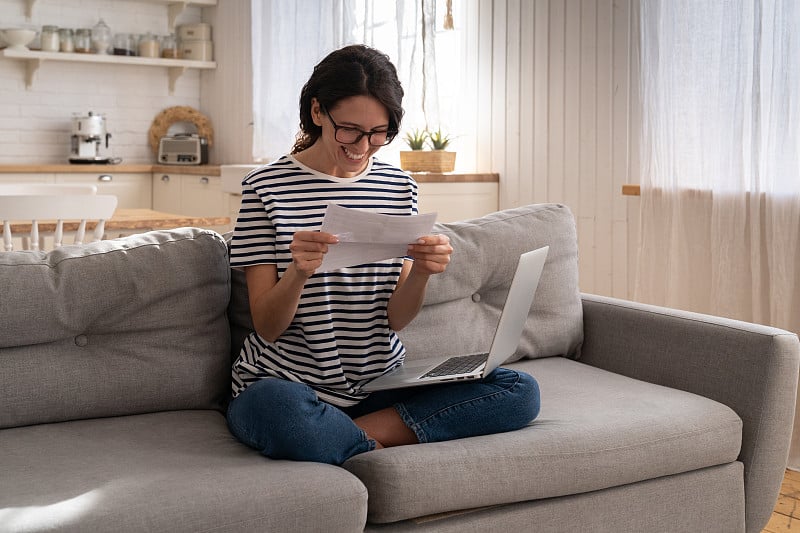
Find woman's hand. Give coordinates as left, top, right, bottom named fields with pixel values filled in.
left=388, top=234, right=453, bottom=331
left=289, top=231, right=339, bottom=278
left=407, top=234, right=452, bottom=276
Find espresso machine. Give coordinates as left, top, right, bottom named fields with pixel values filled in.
left=69, top=111, right=115, bottom=164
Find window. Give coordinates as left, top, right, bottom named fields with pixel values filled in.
left=250, top=0, right=474, bottom=168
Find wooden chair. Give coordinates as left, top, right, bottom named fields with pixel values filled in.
left=0, top=184, right=99, bottom=195
left=0, top=187, right=118, bottom=251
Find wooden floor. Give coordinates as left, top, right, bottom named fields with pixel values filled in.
left=763, top=469, right=800, bottom=532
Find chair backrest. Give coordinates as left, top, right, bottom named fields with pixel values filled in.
left=0, top=184, right=98, bottom=195
left=0, top=194, right=118, bottom=251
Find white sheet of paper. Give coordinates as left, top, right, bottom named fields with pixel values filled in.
left=318, top=204, right=437, bottom=272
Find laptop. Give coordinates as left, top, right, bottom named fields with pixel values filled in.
left=361, top=246, right=549, bottom=392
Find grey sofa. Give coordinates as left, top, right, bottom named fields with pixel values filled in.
left=1, top=203, right=797, bottom=533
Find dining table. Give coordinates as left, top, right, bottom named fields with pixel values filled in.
left=7, top=208, right=231, bottom=235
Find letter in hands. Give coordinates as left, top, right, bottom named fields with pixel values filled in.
left=407, top=234, right=452, bottom=276
left=289, top=231, right=339, bottom=278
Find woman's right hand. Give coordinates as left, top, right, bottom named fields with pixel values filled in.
left=289, top=231, right=339, bottom=278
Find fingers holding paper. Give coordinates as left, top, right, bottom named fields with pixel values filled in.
left=407, top=234, right=453, bottom=275
left=290, top=231, right=339, bottom=278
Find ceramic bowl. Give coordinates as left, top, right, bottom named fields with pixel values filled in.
left=1, top=28, right=37, bottom=51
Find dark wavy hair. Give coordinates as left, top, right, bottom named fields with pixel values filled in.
left=291, top=44, right=405, bottom=154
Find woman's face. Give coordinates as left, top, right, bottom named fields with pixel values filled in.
left=308, top=95, right=391, bottom=178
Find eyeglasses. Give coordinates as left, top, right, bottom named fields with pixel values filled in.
left=323, top=108, right=398, bottom=146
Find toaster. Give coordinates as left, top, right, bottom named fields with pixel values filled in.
left=158, top=134, right=208, bottom=165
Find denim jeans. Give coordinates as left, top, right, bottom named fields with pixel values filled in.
left=226, top=368, right=540, bottom=465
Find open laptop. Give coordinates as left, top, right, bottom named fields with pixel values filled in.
left=361, top=246, right=549, bottom=392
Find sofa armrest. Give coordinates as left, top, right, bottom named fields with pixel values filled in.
left=578, top=293, right=799, bottom=533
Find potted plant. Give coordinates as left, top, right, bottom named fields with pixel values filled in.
left=399, top=127, right=456, bottom=173
left=404, top=128, right=428, bottom=150
left=426, top=127, right=456, bottom=172
left=427, top=127, right=452, bottom=151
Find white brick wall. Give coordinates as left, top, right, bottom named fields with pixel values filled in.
left=0, top=0, right=205, bottom=164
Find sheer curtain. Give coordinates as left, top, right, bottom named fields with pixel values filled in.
left=636, top=0, right=800, bottom=469
left=250, top=0, right=454, bottom=163
left=635, top=0, right=800, bottom=332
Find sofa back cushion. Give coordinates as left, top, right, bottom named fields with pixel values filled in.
left=0, top=228, right=231, bottom=429
left=227, top=204, right=582, bottom=364
left=398, top=203, right=583, bottom=362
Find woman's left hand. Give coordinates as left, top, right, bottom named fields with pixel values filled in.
left=407, top=234, right=453, bottom=276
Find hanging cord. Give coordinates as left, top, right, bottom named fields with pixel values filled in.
left=444, top=0, right=454, bottom=29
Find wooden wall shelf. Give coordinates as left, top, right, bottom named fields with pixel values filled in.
left=0, top=48, right=215, bottom=94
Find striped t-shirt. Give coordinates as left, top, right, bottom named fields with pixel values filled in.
left=229, top=155, right=418, bottom=406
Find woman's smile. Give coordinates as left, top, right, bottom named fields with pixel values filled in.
left=342, top=146, right=367, bottom=162
left=295, top=94, right=391, bottom=178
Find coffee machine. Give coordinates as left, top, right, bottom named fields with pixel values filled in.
left=69, top=111, right=114, bottom=164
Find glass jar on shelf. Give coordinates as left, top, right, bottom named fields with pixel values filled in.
left=59, top=28, right=74, bottom=52
left=40, top=25, right=60, bottom=52
left=161, top=33, right=178, bottom=58
left=91, top=18, right=112, bottom=54
left=113, top=33, right=135, bottom=56
left=137, top=32, right=160, bottom=58
left=74, top=28, right=92, bottom=53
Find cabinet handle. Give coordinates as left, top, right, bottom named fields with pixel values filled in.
left=200, top=177, right=209, bottom=185
left=161, top=175, right=170, bottom=182
left=98, top=174, right=112, bottom=182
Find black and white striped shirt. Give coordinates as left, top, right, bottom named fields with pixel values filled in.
left=229, top=155, right=418, bottom=406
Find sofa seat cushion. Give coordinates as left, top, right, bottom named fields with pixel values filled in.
left=343, top=357, right=743, bottom=523
left=0, top=411, right=368, bottom=533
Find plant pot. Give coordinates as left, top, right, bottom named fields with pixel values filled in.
left=400, top=150, right=456, bottom=173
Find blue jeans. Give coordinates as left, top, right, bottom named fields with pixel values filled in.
left=226, top=368, right=540, bottom=465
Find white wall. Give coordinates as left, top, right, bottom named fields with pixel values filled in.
left=0, top=0, right=204, bottom=164
left=199, top=1, right=253, bottom=165
left=475, top=0, right=641, bottom=299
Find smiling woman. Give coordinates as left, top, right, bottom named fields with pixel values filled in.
left=224, top=43, right=538, bottom=465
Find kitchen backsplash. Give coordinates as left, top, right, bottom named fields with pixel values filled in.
left=0, top=0, right=206, bottom=165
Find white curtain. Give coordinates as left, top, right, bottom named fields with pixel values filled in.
left=250, top=0, right=453, bottom=163
left=635, top=0, right=800, bottom=336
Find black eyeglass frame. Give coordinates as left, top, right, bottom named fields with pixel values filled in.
left=322, top=107, right=398, bottom=147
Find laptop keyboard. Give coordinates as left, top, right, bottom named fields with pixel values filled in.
left=420, top=353, right=488, bottom=379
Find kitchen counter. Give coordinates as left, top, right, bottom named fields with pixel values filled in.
left=219, top=165, right=498, bottom=194
left=0, top=166, right=497, bottom=182
left=152, top=165, right=221, bottom=176
left=0, top=164, right=221, bottom=176
left=1, top=165, right=499, bottom=224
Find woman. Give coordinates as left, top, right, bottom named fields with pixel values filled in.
left=227, top=44, right=540, bottom=465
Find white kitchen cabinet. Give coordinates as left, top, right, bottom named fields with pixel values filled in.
left=417, top=182, right=499, bottom=223
left=56, top=173, right=152, bottom=209
left=227, top=193, right=242, bottom=227
left=153, top=172, right=232, bottom=231
left=181, top=175, right=227, bottom=217
left=152, top=173, right=181, bottom=213
left=0, top=174, right=54, bottom=184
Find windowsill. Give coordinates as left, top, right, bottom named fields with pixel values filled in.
left=410, top=172, right=499, bottom=183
